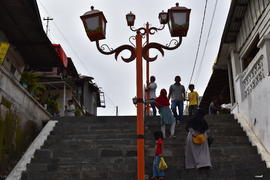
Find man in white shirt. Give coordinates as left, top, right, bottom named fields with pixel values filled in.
left=146, top=76, right=157, bottom=116
left=168, top=76, right=186, bottom=122
left=65, top=99, right=75, bottom=116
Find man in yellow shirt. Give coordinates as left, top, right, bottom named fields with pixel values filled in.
left=188, top=84, right=199, bottom=116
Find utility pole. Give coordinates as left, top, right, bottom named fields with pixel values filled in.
left=116, top=106, right=118, bottom=116
left=43, top=16, right=53, bottom=35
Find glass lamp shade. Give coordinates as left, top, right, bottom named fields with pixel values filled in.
left=168, top=3, right=191, bottom=37
left=80, top=6, right=107, bottom=41
left=126, top=12, right=135, bottom=26
left=158, top=11, right=168, bottom=24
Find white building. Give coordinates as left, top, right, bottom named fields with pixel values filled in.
left=201, top=0, right=270, bottom=161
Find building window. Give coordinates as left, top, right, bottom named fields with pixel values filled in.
left=242, top=35, right=260, bottom=70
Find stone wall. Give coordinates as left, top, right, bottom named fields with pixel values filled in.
left=0, top=67, right=51, bottom=127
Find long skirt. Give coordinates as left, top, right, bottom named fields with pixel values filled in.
left=152, top=155, right=165, bottom=177
left=159, top=106, right=175, bottom=125
left=185, top=129, right=212, bottom=169
left=159, top=106, right=176, bottom=138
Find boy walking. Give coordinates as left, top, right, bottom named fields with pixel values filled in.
left=187, top=84, right=199, bottom=117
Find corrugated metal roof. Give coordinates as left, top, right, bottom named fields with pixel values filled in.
left=222, top=0, right=249, bottom=44
left=0, top=0, right=61, bottom=70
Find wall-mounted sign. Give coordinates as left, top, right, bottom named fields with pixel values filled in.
left=0, top=42, right=10, bottom=65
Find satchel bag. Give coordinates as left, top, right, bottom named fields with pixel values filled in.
left=192, top=134, right=206, bottom=144
left=158, top=157, right=168, bottom=170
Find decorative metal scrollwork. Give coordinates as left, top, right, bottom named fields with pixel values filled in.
left=149, top=24, right=165, bottom=35
left=129, top=36, right=136, bottom=47
left=142, top=37, right=182, bottom=62
left=130, top=24, right=165, bottom=35
left=130, top=26, right=146, bottom=35
left=96, top=41, right=136, bottom=63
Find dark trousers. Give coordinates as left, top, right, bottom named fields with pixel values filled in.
left=188, top=105, right=198, bottom=117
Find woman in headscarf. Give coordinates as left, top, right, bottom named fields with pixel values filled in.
left=185, top=109, right=212, bottom=169
left=155, top=89, right=176, bottom=138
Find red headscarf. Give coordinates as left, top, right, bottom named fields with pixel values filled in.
left=155, top=89, right=170, bottom=108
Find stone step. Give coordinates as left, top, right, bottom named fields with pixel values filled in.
left=146, top=120, right=240, bottom=126
left=165, top=168, right=270, bottom=180
left=21, top=115, right=268, bottom=180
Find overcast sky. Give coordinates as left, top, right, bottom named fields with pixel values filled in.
left=36, top=0, right=231, bottom=115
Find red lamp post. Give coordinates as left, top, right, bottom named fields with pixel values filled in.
left=80, top=3, right=191, bottom=180
left=127, top=11, right=168, bottom=115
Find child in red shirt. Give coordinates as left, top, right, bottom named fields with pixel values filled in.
left=152, top=131, right=165, bottom=179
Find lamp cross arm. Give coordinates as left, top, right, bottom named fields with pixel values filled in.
left=130, top=26, right=146, bottom=35
left=96, top=40, right=136, bottom=63
left=142, top=37, right=182, bottom=62
left=130, top=24, right=165, bottom=35
left=148, top=24, right=165, bottom=35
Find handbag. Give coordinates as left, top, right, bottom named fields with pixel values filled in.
left=192, top=134, right=206, bottom=144
left=158, top=156, right=168, bottom=170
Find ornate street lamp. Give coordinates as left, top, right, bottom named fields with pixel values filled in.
left=81, top=3, right=191, bottom=180
left=168, top=3, right=191, bottom=37
left=126, top=12, right=136, bottom=26
left=158, top=10, right=168, bottom=25
left=80, top=6, right=107, bottom=41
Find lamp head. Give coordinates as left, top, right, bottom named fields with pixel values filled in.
left=167, top=3, right=191, bottom=37
left=158, top=10, right=168, bottom=24
left=80, top=6, right=107, bottom=41
left=126, top=11, right=136, bottom=26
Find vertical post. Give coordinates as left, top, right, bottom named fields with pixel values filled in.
left=116, top=106, right=119, bottom=116
left=63, top=83, right=66, bottom=116
left=135, top=31, right=145, bottom=180
left=145, top=22, right=150, bottom=115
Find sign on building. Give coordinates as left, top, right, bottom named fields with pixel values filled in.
left=0, top=42, right=10, bottom=65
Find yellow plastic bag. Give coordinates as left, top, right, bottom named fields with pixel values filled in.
left=192, top=134, right=206, bottom=144
left=159, top=157, right=168, bottom=170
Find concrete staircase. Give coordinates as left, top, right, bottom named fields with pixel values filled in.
left=145, top=114, right=270, bottom=180
left=20, top=115, right=270, bottom=180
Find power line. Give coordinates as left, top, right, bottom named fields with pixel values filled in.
left=37, top=0, right=94, bottom=76
left=194, top=0, right=219, bottom=85
left=104, top=93, right=116, bottom=107
left=188, top=0, right=208, bottom=85
left=104, top=93, right=119, bottom=115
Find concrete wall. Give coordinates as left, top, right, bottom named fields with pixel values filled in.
left=236, top=77, right=270, bottom=151
left=228, top=1, right=270, bottom=154
left=231, top=35, right=270, bottom=153
left=0, top=67, right=51, bottom=127
left=1, top=30, right=50, bottom=127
